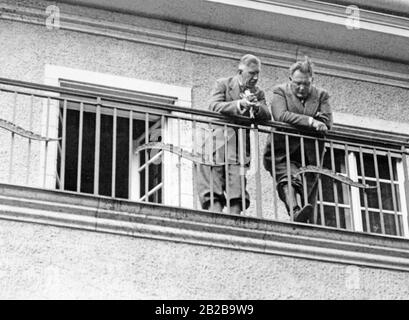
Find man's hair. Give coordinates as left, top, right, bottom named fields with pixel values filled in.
left=289, top=56, right=314, bottom=77
left=238, top=54, right=261, bottom=73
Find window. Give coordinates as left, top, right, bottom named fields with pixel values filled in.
left=43, top=65, right=192, bottom=207
left=56, top=80, right=171, bottom=201
left=319, top=143, right=409, bottom=237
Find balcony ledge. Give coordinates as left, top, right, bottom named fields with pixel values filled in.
left=0, top=183, right=409, bottom=272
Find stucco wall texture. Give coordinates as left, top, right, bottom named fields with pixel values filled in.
left=0, top=219, right=408, bottom=299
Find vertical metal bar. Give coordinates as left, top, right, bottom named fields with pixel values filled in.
left=285, top=134, right=293, bottom=221
left=9, top=91, right=17, bottom=183
left=112, top=107, right=117, bottom=198
left=270, top=132, right=278, bottom=219
left=359, top=147, right=371, bottom=232
left=43, top=97, right=51, bottom=188
left=400, top=147, right=409, bottom=237
left=60, top=99, right=67, bottom=190
left=26, top=95, right=34, bottom=185
left=145, top=113, right=150, bottom=203
left=239, top=128, right=246, bottom=214
left=77, top=102, right=84, bottom=192
left=300, top=136, right=308, bottom=208
left=128, top=110, right=133, bottom=199
left=347, top=146, right=361, bottom=231
left=192, top=120, right=198, bottom=210
left=191, top=120, right=198, bottom=209
left=224, top=124, right=230, bottom=214
left=330, top=141, right=341, bottom=228
left=93, top=98, right=101, bottom=195
left=373, top=149, right=386, bottom=234
left=208, top=123, right=215, bottom=211
left=344, top=144, right=356, bottom=231
left=315, top=139, right=325, bottom=226
left=161, top=115, right=166, bottom=204
left=253, top=126, right=263, bottom=218
left=177, top=118, right=182, bottom=207
left=387, top=151, right=400, bottom=236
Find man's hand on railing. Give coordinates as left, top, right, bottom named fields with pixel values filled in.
left=311, top=118, right=328, bottom=133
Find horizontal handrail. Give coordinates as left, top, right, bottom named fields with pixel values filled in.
left=1, top=76, right=408, bottom=238
left=1, top=76, right=409, bottom=150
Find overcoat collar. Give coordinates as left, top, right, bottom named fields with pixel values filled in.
left=227, top=75, right=242, bottom=101
left=228, top=75, right=260, bottom=101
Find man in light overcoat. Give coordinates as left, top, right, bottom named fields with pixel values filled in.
left=197, top=54, right=271, bottom=214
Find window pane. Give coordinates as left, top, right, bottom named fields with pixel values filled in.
left=321, top=148, right=349, bottom=205
left=359, top=180, right=378, bottom=208
left=317, top=205, right=348, bottom=229
left=380, top=182, right=401, bottom=211
left=98, top=114, right=113, bottom=196
left=322, top=179, right=347, bottom=204
left=361, top=210, right=403, bottom=236
left=80, top=109, right=96, bottom=194
left=356, top=152, right=398, bottom=181
left=359, top=181, right=401, bottom=211
left=357, top=153, right=375, bottom=178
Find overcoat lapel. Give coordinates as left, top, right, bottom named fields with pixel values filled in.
left=285, top=83, right=304, bottom=114
left=303, top=86, right=319, bottom=116
left=227, top=76, right=241, bottom=101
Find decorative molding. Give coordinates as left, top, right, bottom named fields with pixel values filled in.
left=0, top=183, right=409, bottom=272
left=44, top=65, right=192, bottom=105
left=211, top=0, right=409, bottom=35
left=1, top=3, right=409, bottom=89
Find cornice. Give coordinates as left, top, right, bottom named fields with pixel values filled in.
left=1, top=183, right=409, bottom=272
left=231, top=0, right=409, bottom=32
left=1, top=3, right=409, bottom=89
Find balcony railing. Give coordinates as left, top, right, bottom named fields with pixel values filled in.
left=0, top=77, right=408, bottom=238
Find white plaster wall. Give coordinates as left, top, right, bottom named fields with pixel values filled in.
left=0, top=219, right=408, bottom=299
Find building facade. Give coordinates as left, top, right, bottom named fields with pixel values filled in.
left=0, top=0, right=409, bottom=299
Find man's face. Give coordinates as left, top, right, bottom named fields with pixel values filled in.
left=240, top=63, right=260, bottom=88
left=290, top=70, right=313, bottom=99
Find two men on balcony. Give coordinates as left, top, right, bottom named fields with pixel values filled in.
left=198, top=54, right=332, bottom=222
left=197, top=54, right=271, bottom=214
left=263, top=57, right=333, bottom=222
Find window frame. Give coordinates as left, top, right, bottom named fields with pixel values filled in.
left=42, top=65, right=192, bottom=204
left=321, top=140, right=409, bottom=238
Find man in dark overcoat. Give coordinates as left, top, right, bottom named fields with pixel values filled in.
left=264, top=57, right=333, bottom=222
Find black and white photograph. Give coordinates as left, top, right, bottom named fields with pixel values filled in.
left=0, top=0, right=408, bottom=302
